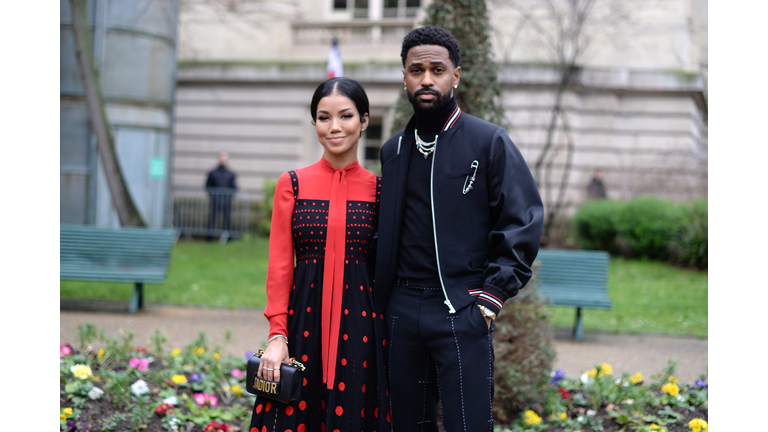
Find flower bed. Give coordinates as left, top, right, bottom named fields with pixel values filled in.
left=60, top=324, right=707, bottom=432
left=495, top=363, right=708, bottom=432
left=60, top=325, right=255, bottom=431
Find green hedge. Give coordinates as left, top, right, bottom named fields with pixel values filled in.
left=572, top=197, right=707, bottom=268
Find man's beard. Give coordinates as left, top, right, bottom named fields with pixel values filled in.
left=407, top=87, right=452, bottom=115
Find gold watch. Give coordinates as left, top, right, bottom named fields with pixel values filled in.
left=477, top=304, right=497, bottom=320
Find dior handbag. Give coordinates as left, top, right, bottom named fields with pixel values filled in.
left=245, top=349, right=306, bottom=404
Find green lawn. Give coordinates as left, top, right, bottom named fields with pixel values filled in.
left=61, top=236, right=707, bottom=338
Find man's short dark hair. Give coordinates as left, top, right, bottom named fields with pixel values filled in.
left=401, top=26, right=461, bottom=69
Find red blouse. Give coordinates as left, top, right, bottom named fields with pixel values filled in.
left=263, top=157, right=378, bottom=387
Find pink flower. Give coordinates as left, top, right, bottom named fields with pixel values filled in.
left=60, top=345, right=73, bottom=359
left=231, top=369, right=244, bottom=379
left=129, top=357, right=149, bottom=371
left=193, top=393, right=219, bottom=407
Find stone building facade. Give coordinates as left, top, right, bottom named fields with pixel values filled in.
left=172, top=0, right=708, bottom=217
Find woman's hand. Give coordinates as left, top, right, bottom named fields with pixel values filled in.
left=257, top=337, right=290, bottom=383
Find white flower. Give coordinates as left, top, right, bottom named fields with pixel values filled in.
left=163, top=396, right=178, bottom=406
left=580, top=373, right=592, bottom=384
left=164, top=416, right=181, bottom=431
left=88, top=387, right=104, bottom=400
left=131, top=379, right=150, bottom=396
left=676, top=395, right=685, bottom=402
left=586, top=409, right=596, bottom=417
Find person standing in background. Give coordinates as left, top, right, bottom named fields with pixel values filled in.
left=587, top=168, right=607, bottom=200
left=205, top=151, right=238, bottom=240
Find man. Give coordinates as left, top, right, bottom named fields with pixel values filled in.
left=374, top=26, right=544, bottom=431
left=587, top=168, right=607, bottom=200
left=205, top=151, right=238, bottom=240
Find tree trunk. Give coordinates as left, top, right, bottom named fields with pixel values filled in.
left=70, top=0, right=145, bottom=227
left=542, top=110, right=575, bottom=244
left=533, top=65, right=576, bottom=186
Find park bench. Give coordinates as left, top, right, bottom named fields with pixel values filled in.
left=533, top=249, right=611, bottom=341
left=60, top=224, right=176, bottom=314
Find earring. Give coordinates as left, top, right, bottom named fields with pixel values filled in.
left=454, top=84, right=458, bottom=88
left=404, top=83, right=407, bottom=91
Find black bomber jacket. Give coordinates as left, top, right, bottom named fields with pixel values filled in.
left=374, top=110, right=544, bottom=316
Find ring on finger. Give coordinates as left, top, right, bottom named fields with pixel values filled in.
left=264, top=367, right=273, bottom=371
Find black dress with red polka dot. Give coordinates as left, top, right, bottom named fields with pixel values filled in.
left=249, top=170, right=391, bottom=432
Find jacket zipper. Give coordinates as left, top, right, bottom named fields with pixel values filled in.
left=428, top=136, right=456, bottom=313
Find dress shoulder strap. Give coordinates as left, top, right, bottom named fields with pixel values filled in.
left=288, top=170, right=299, bottom=203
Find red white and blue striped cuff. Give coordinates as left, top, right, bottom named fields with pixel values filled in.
left=468, top=287, right=506, bottom=315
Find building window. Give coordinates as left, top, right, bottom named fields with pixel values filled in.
left=363, top=118, right=383, bottom=172
left=334, top=0, right=347, bottom=10
left=354, top=0, right=368, bottom=18
left=383, top=0, right=420, bottom=18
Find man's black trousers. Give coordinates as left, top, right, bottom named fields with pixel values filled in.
left=386, top=281, right=495, bottom=432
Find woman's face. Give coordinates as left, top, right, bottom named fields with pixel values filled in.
left=315, top=92, right=368, bottom=162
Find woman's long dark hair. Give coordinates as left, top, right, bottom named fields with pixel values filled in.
left=310, top=77, right=370, bottom=124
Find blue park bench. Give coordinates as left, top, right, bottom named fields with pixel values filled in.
left=533, top=249, right=612, bottom=341
left=60, top=224, right=176, bottom=314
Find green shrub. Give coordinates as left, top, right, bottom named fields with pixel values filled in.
left=570, top=199, right=623, bottom=252
left=571, top=197, right=707, bottom=269
left=255, top=178, right=277, bottom=237
left=615, top=197, right=687, bottom=261
left=492, top=263, right=556, bottom=423
left=669, top=199, right=708, bottom=269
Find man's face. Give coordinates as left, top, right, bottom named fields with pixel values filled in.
left=403, top=45, right=461, bottom=114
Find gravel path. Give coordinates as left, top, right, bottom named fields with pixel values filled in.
left=60, top=300, right=708, bottom=384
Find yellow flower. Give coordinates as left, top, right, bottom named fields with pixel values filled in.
left=523, top=410, right=541, bottom=425
left=232, top=384, right=243, bottom=397
left=214, top=352, right=220, bottom=362
left=61, top=407, right=73, bottom=421
left=586, top=363, right=613, bottom=379
left=650, top=423, right=666, bottom=432
left=97, top=348, right=104, bottom=359
left=688, top=418, right=708, bottom=432
left=662, top=383, right=680, bottom=396
left=629, top=372, right=643, bottom=384
left=71, top=364, right=93, bottom=380
left=171, top=348, right=181, bottom=357
left=172, top=374, right=188, bottom=385
left=558, top=412, right=566, bottom=420
left=668, top=376, right=678, bottom=384
left=192, top=347, right=205, bottom=355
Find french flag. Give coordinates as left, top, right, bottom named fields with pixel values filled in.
left=327, top=38, right=343, bottom=79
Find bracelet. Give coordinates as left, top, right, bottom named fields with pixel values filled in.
left=267, top=334, right=288, bottom=346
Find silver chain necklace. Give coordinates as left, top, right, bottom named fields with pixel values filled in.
left=415, top=129, right=438, bottom=159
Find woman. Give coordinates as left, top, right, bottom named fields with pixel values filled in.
left=249, top=77, right=390, bottom=432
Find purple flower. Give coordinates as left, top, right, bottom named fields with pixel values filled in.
left=695, top=379, right=708, bottom=389
left=550, top=368, right=566, bottom=385
left=113, top=365, right=122, bottom=372
left=245, top=351, right=255, bottom=361
left=190, top=373, right=203, bottom=383
left=66, top=421, right=77, bottom=432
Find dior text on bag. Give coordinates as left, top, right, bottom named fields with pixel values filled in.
left=245, top=349, right=306, bottom=404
